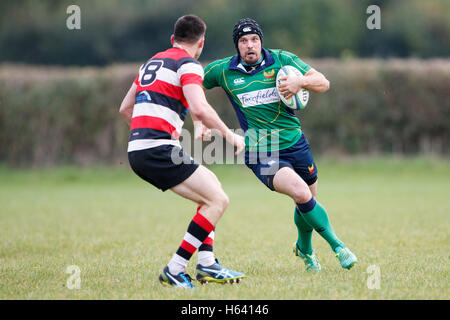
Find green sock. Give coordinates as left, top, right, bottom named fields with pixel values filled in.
left=297, top=198, right=345, bottom=252
left=294, top=207, right=313, bottom=255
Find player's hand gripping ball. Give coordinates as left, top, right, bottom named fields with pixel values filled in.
left=276, top=65, right=309, bottom=110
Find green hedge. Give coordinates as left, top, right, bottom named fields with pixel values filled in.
left=0, top=59, right=449, bottom=166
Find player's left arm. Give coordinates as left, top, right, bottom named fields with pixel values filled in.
left=301, top=68, right=330, bottom=93
left=278, top=68, right=330, bottom=98
left=119, top=82, right=137, bottom=126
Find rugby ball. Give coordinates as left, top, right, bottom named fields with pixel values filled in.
left=276, top=65, right=309, bottom=110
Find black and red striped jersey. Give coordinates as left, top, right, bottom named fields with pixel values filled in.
left=127, top=47, right=204, bottom=152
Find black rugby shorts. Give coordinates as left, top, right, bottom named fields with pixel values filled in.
left=128, top=145, right=199, bottom=191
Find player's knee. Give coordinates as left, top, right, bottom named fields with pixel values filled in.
left=291, top=185, right=312, bottom=204
left=216, top=191, right=229, bottom=213
left=223, top=193, right=230, bottom=210
left=203, top=189, right=229, bottom=218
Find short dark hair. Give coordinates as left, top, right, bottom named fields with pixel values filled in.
left=173, top=15, right=206, bottom=44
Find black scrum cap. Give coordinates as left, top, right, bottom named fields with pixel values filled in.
left=232, top=18, right=263, bottom=51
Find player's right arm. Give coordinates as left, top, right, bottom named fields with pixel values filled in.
left=183, top=83, right=244, bottom=155
left=119, top=82, right=137, bottom=126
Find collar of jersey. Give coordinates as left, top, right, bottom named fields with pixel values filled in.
left=169, top=47, right=190, bottom=55
left=229, top=48, right=274, bottom=75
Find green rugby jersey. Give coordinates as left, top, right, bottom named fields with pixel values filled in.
left=203, top=48, right=311, bottom=152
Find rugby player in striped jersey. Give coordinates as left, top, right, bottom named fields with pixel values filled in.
left=119, top=15, right=245, bottom=289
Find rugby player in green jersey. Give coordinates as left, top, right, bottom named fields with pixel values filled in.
left=201, top=18, right=357, bottom=271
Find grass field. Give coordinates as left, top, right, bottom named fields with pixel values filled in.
left=0, top=157, right=449, bottom=300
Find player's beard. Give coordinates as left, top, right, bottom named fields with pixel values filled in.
left=241, top=50, right=261, bottom=65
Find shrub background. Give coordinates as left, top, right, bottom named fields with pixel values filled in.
left=0, top=59, right=448, bottom=167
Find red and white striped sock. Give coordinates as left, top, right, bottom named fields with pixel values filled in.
left=167, top=206, right=215, bottom=275
left=198, top=230, right=215, bottom=267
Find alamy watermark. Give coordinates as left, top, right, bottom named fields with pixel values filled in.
left=366, top=264, right=381, bottom=290
left=66, top=5, right=81, bottom=30
left=169, top=126, right=282, bottom=175
left=366, top=5, right=381, bottom=30
left=66, top=265, right=81, bottom=290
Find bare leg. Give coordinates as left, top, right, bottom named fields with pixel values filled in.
left=273, top=166, right=313, bottom=204
left=170, top=165, right=229, bottom=226
left=309, top=181, right=318, bottom=198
